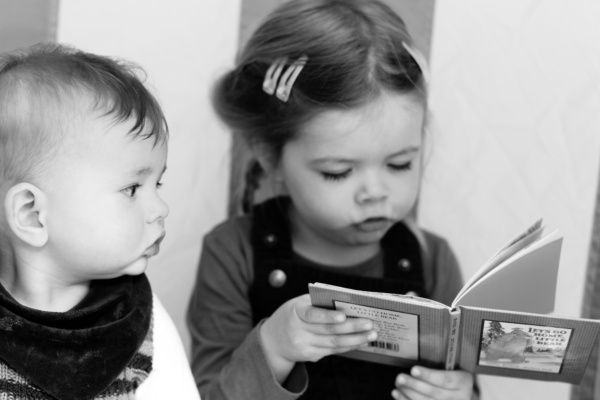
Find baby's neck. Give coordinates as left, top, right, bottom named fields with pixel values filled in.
left=0, top=251, right=90, bottom=312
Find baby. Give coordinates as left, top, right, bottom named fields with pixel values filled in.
left=0, top=43, right=198, bottom=400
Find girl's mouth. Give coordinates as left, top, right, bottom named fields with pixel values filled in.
left=353, top=217, right=392, bottom=233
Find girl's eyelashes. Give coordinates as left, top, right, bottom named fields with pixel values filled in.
left=321, top=170, right=351, bottom=181
left=121, top=184, right=140, bottom=198
left=319, top=161, right=412, bottom=181
left=388, top=161, right=412, bottom=171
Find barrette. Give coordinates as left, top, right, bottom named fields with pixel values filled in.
left=402, top=42, right=429, bottom=83
left=262, top=56, right=308, bottom=102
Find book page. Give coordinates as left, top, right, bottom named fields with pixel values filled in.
left=309, top=283, right=451, bottom=368
left=452, top=231, right=562, bottom=314
left=454, top=219, right=544, bottom=304
left=334, top=301, right=419, bottom=360
left=457, top=307, right=600, bottom=384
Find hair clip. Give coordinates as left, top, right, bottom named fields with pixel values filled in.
left=262, top=56, right=308, bottom=102
left=402, top=42, right=429, bottom=83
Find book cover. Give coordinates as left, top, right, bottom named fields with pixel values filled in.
left=308, top=220, right=600, bottom=384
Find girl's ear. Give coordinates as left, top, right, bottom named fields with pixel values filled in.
left=4, top=183, right=48, bottom=247
left=253, top=143, right=278, bottom=174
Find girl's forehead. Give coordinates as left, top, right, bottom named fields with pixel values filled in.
left=294, top=92, right=425, bottom=153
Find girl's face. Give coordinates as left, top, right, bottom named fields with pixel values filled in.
left=275, top=90, right=424, bottom=260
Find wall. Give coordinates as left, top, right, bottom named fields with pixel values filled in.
left=420, top=1, right=600, bottom=399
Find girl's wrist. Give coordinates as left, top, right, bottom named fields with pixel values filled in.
left=259, top=319, right=296, bottom=384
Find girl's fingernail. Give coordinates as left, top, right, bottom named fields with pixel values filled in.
left=368, top=331, right=377, bottom=341
left=411, top=367, right=421, bottom=377
left=391, top=389, right=400, bottom=399
left=335, top=313, right=345, bottom=322
left=396, top=374, right=406, bottom=385
left=361, top=321, right=373, bottom=330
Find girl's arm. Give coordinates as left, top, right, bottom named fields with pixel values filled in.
left=187, top=220, right=307, bottom=400
left=187, top=219, right=377, bottom=399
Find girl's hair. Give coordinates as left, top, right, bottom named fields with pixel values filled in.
left=213, top=0, right=426, bottom=213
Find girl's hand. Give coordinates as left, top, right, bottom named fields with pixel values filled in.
left=260, top=294, right=377, bottom=382
left=393, top=366, right=474, bottom=400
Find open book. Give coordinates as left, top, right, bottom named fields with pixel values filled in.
left=309, top=220, right=600, bottom=384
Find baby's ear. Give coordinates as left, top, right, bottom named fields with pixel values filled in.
left=4, top=183, right=48, bottom=247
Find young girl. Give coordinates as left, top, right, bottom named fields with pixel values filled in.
left=187, top=0, right=476, bottom=399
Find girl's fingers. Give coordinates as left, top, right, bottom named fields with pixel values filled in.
left=405, top=367, right=472, bottom=390
left=299, top=303, right=346, bottom=324
left=307, top=318, right=375, bottom=335
left=392, top=386, right=430, bottom=400
left=313, top=330, right=378, bottom=350
left=395, top=368, right=473, bottom=400
left=396, top=373, right=442, bottom=398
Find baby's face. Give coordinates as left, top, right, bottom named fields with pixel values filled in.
left=38, top=113, right=168, bottom=282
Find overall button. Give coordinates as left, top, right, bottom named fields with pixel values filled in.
left=405, top=291, right=419, bottom=297
left=264, top=234, right=277, bottom=246
left=398, top=258, right=411, bottom=271
left=268, top=269, right=287, bottom=287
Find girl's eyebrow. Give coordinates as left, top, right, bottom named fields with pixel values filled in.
left=387, top=146, right=420, bottom=158
left=311, top=146, right=421, bottom=165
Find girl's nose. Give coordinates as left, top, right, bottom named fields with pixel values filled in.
left=355, top=173, right=388, bottom=204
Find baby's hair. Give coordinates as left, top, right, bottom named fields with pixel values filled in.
left=0, top=42, right=168, bottom=186
left=212, top=0, right=426, bottom=213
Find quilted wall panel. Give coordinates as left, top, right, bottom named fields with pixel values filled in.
left=420, top=1, right=600, bottom=399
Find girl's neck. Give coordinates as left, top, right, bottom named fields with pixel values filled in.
left=289, top=210, right=381, bottom=267
left=0, top=250, right=89, bottom=312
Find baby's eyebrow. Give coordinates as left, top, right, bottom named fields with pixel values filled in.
left=132, top=165, right=167, bottom=176
left=133, top=167, right=153, bottom=176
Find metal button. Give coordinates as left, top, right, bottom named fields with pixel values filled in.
left=268, top=269, right=287, bottom=287
left=398, top=258, right=411, bottom=271
left=264, top=234, right=277, bottom=246
left=405, top=291, right=419, bottom=297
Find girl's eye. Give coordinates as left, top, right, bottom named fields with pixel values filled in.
left=122, top=184, right=140, bottom=198
left=156, top=181, right=163, bottom=189
left=321, top=170, right=351, bottom=181
left=388, top=162, right=412, bottom=172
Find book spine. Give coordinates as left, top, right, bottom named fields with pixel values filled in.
left=445, top=308, right=462, bottom=370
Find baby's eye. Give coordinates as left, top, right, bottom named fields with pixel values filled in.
left=321, top=170, right=351, bottom=182
left=121, top=184, right=140, bottom=198
left=388, top=162, right=412, bottom=172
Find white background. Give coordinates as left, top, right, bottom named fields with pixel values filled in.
left=57, top=1, right=600, bottom=399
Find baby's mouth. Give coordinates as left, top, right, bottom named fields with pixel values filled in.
left=145, top=235, right=165, bottom=257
